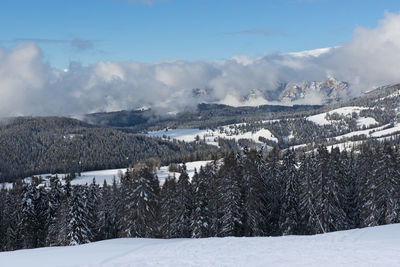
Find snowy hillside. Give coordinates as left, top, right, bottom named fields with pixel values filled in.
left=146, top=123, right=278, bottom=147
left=1, top=224, right=399, bottom=267
left=1, top=160, right=212, bottom=189
left=306, top=106, right=374, bottom=126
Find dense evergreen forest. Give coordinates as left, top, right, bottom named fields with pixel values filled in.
left=84, top=103, right=323, bottom=131
left=1, top=139, right=399, bottom=251
left=0, top=117, right=223, bottom=182
left=2, top=84, right=400, bottom=183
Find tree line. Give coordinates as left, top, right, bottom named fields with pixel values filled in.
left=0, top=116, right=223, bottom=182
left=0, top=141, right=399, bottom=251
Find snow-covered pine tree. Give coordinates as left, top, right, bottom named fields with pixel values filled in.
left=255, top=149, right=270, bottom=235
left=111, top=176, right=123, bottom=237
left=174, top=165, right=193, bottom=238
left=360, top=144, right=382, bottom=227
left=380, top=142, right=400, bottom=224
left=86, top=179, right=100, bottom=241
left=299, top=152, right=320, bottom=235
left=263, top=146, right=283, bottom=236
left=121, top=164, right=160, bottom=238
left=241, top=148, right=267, bottom=236
left=66, top=185, right=90, bottom=245
left=326, top=147, right=347, bottom=231
left=4, top=182, right=23, bottom=250
left=21, top=179, right=48, bottom=248
left=98, top=177, right=123, bottom=240
left=279, top=149, right=301, bottom=235
left=313, top=145, right=330, bottom=233
left=98, top=180, right=109, bottom=240
left=160, top=176, right=178, bottom=238
left=203, top=161, right=220, bottom=237
left=121, top=168, right=135, bottom=237
left=20, top=181, right=37, bottom=248
left=341, top=150, right=360, bottom=229
left=129, top=164, right=160, bottom=237
left=217, top=151, right=243, bottom=237
left=191, top=167, right=210, bottom=238
left=46, top=177, right=65, bottom=246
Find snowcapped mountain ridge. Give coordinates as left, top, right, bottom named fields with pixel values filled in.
left=278, top=77, right=350, bottom=104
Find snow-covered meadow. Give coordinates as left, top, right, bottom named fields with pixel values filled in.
left=1, top=160, right=212, bottom=189
left=146, top=123, right=278, bottom=147
left=307, top=106, right=377, bottom=127
left=1, top=224, right=399, bottom=267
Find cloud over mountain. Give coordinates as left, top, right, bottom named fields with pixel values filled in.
left=1, top=12, right=400, bottom=117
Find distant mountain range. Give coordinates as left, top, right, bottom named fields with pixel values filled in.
left=191, top=77, right=351, bottom=106
left=277, top=77, right=350, bottom=104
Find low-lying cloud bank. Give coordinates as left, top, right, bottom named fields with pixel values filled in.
left=1, top=12, right=400, bottom=117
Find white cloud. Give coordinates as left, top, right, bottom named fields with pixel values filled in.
left=1, top=12, right=400, bottom=117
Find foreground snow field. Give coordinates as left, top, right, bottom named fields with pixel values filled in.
left=1, top=224, right=399, bottom=267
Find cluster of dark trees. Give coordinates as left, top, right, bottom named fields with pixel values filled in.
left=85, top=103, right=322, bottom=131
left=0, top=117, right=223, bottom=182
left=1, top=140, right=399, bottom=251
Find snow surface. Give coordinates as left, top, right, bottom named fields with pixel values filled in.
left=356, top=117, right=378, bottom=128
left=1, top=224, right=399, bottom=267
left=327, top=134, right=400, bottom=152
left=307, top=106, right=369, bottom=126
left=156, top=160, right=213, bottom=183
left=0, top=161, right=212, bottom=189
left=333, top=123, right=400, bottom=141
left=370, top=123, right=400, bottom=137
left=146, top=124, right=278, bottom=146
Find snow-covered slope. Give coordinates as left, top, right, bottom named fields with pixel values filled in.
left=1, top=161, right=212, bottom=189
left=307, top=106, right=370, bottom=126
left=1, top=224, right=399, bottom=267
left=147, top=123, right=278, bottom=146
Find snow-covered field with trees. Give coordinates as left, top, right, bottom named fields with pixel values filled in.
left=1, top=160, right=212, bottom=189
left=146, top=124, right=278, bottom=146
left=306, top=106, right=372, bottom=126
left=1, top=224, right=399, bottom=267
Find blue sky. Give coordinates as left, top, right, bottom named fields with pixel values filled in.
left=0, top=0, right=399, bottom=69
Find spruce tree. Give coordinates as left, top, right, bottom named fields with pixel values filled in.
left=46, top=177, right=65, bottom=246
left=66, top=185, right=90, bottom=245
left=21, top=180, right=48, bottom=248
left=217, top=152, right=243, bottom=237
left=299, top=152, right=321, bottom=234
left=204, top=161, right=220, bottom=237
left=122, top=165, right=159, bottom=237
left=241, top=149, right=266, bottom=236
left=174, top=166, right=193, bottom=238
left=160, top=176, right=178, bottom=238
left=86, top=179, right=100, bottom=241
left=341, top=150, right=360, bottom=229
left=264, top=147, right=283, bottom=236
left=191, top=168, right=210, bottom=238
left=380, top=143, right=400, bottom=224
left=361, top=144, right=382, bottom=227
left=279, top=149, right=300, bottom=235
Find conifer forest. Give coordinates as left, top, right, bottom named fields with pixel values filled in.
left=1, top=140, right=399, bottom=251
